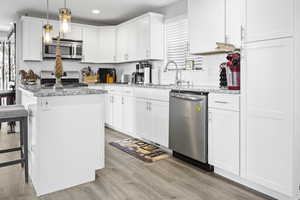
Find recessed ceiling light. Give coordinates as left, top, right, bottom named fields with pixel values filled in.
left=92, top=9, right=100, bottom=14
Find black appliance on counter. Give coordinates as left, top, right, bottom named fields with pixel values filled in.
left=97, top=68, right=117, bottom=83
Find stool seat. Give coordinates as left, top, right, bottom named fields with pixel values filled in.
left=0, top=104, right=29, bottom=183
left=0, top=105, right=28, bottom=119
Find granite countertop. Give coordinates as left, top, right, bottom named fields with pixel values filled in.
left=89, top=83, right=240, bottom=95
left=19, top=84, right=107, bottom=97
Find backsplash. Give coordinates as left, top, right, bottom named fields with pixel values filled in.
left=18, top=60, right=116, bottom=76
left=19, top=54, right=226, bottom=87
left=117, top=54, right=226, bottom=87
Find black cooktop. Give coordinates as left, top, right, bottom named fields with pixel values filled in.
left=41, top=82, right=88, bottom=89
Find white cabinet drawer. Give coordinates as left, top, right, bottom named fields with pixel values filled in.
left=209, top=93, right=240, bottom=111
left=89, top=85, right=105, bottom=90
left=134, top=88, right=170, bottom=102
left=121, top=87, right=134, bottom=96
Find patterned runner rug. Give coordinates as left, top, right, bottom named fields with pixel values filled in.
left=109, top=138, right=170, bottom=163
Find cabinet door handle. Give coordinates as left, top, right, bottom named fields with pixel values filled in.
left=241, top=25, right=245, bottom=42
left=208, top=111, right=212, bottom=121
left=148, top=102, right=151, bottom=111
left=214, top=101, right=228, bottom=104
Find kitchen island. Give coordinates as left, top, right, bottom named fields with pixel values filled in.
left=18, top=85, right=106, bottom=196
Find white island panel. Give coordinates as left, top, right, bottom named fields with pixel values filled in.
left=19, top=88, right=105, bottom=196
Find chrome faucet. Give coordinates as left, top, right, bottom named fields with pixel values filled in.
left=164, top=60, right=181, bottom=86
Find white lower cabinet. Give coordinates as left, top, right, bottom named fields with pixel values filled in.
left=135, top=98, right=169, bottom=148
left=243, top=38, right=293, bottom=197
left=105, top=94, right=113, bottom=126
left=112, top=94, right=123, bottom=131
left=135, top=98, right=151, bottom=140
left=150, top=100, right=169, bottom=147
left=104, top=89, right=136, bottom=138
left=208, top=93, right=240, bottom=176
left=121, top=96, right=136, bottom=137
left=209, top=108, right=240, bottom=176
left=102, top=86, right=170, bottom=147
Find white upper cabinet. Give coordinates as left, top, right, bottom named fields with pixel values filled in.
left=21, top=12, right=163, bottom=63
left=116, top=24, right=129, bottom=62
left=61, top=24, right=83, bottom=41
left=98, top=27, right=116, bottom=63
left=188, top=0, right=242, bottom=54
left=83, top=26, right=116, bottom=64
left=22, top=17, right=43, bottom=61
left=226, top=0, right=242, bottom=47
left=116, top=13, right=164, bottom=63
left=245, top=0, right=293, bottom=42
left=188, top=0, right=226, bottom=54
left=82, top=26, right=101, bottom=63
left=136, top=16, right=150, bottom=60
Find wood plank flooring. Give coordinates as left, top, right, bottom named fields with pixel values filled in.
left=0, top=128, right=272, bottom=200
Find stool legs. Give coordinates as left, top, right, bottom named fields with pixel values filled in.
left=21, top=117, right=29, bottom=183
left=20, top=121, right=24, bottom=168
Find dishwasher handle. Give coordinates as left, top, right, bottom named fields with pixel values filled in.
left=171, top=93, right=205, bottom=101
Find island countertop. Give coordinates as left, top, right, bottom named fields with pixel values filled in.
left=18, top=84, right=107, bottom=97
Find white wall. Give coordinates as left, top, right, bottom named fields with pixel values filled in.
left=0, top=31, right=7, bottom=40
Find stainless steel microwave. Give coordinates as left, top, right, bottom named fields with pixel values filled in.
left=43, top=39, right=82, bottom=60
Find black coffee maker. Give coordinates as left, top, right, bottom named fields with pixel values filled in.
left=131, top=61, right=152, bottom=84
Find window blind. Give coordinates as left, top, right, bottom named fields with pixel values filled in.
left=165, top=18, right=203, bottom=69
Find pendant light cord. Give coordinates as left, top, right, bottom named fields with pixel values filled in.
left=64, top=0, right=67, bottom=8
left=46, top=0, right=49, bottom=24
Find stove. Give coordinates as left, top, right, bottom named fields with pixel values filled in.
left=40, top=71, right=87, bottom=88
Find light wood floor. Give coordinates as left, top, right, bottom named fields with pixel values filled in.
left=0, top=128, right=272, bottom=200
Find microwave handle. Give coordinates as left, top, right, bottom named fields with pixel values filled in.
left=72, top=44, right=76, bottom=57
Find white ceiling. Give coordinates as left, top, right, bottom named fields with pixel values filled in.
left=0, top=0, right=180, bottom=31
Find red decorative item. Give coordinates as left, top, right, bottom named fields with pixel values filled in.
left=226, top=53, right=240, bottom=90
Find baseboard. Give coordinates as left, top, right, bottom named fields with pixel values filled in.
left=214, top=167, right=293, bottom=200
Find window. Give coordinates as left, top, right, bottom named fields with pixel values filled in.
left=165, top=17, right=202, bottom=69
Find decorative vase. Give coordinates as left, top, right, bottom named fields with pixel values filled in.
left=54, top=36, right=64, bottom=89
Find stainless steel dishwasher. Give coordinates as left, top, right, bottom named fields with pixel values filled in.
left=169, top=90, right=212, bottom=170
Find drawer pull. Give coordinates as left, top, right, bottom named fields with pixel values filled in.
left=214, top=101, right=229, bottom=104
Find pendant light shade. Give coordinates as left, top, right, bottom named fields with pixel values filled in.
left=59, top=0, right=71, bottom=34
left=43, top=24, right=53, bottom=44
left=43, top=0, right=53, bottom=44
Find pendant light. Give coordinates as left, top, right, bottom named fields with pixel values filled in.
left=59, top=0, right=72, bottom=34
left=43, top=0, right=53, bottom=44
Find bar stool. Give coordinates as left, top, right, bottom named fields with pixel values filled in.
left=0, top=105, right=28, bottom=183
left=0, top=90, right=16, bottom=132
